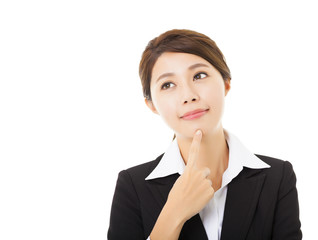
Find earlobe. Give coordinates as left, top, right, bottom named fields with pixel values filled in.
left=145, top=98, right=158, bottom=114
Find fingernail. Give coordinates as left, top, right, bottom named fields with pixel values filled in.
left=196, top=130, right=202, bottom=135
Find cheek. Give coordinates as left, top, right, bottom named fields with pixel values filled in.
left=152, top=92, right=175, bottom=116
left=157, top=99, right=177, bottom=120
left=202, top=85, right=225, bottom=109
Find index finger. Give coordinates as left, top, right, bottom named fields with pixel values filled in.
left=186, top=130, right=202, bottom=168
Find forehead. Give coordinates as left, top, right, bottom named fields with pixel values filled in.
left=152, top=52, right=212, bottom=78
left=154, top=52, right=210, bottom=70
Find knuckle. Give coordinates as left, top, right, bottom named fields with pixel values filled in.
left=204, top=179, right=212, bottom=188
left=200, top=167, right=210, bottom=178
left=201, top=171, right=208, bottom=179
left=207, top=179, right=212, bottom=186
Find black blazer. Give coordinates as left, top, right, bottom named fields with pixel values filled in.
left=108, top=154, right=302, bottom=240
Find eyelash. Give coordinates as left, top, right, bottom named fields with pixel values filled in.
left=194, top=72, right=208, bottom=80
left=161, top=82, right=174, bottom=90
left=160, top=72, right=208, bottom=90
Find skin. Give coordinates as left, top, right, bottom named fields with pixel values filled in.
left=145, top=52, right=231, bottom=239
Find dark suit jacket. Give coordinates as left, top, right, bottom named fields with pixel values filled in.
left=108, top=154, right=302, bottom=240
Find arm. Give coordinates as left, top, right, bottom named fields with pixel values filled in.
left=150, top=130, right=214, bottom=240
left=107, top=170, right=145, bottom=240
left=272, top=161, right=302, bottom=240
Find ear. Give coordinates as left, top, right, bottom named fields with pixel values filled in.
left=145, top=98, right=158, bottom=114
left=224, top=79, right=231, bottom=96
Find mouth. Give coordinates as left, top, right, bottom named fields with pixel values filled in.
left=180, top=109, right=209, bottom=120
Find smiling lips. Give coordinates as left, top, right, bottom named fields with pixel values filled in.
left=181, top=109, right=209, bottom=120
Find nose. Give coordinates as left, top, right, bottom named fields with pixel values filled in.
left=181, top=84, right=199, bottom=104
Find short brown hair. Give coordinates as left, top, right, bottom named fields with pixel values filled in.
left=139, top=29, right=231, bottom=101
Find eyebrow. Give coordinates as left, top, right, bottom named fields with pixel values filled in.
left=156, top=63, right=210, bottom=83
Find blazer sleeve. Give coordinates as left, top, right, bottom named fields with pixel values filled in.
left=272, top=161, right=302, bottom=240
left=107, top=170, right=146, bottom=240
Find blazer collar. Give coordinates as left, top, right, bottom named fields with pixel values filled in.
left=146, top=129, right=270, bottom=182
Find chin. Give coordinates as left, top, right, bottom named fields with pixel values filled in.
left=176, top=124, right=222, bottom=139
left=175, top=128, right=206, bottom=139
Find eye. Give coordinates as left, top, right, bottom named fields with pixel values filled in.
left=161, top=82, right=175, bottom=90
left=194, top=72, right=208, bottom=80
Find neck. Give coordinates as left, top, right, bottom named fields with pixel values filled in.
left=176, top=127, right=229, bottom=190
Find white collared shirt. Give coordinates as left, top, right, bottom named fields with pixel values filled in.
left=146, top=130, right=270, bottom=240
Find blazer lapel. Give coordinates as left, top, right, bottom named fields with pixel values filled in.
left=146, top=174, right=208, bottom=240
left=146, top=173, right=179, bottom=212
left=179, top=214, right=209, bottom=240
left=221, top=168, right=266, bottom=240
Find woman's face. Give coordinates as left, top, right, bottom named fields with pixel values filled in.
left=146, top=52, right=230, bottom=139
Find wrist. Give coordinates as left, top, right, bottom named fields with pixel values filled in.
left=162, top=202, right=186, bottom=228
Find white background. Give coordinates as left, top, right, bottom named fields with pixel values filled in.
left=0, top=0, right=317, bottom=239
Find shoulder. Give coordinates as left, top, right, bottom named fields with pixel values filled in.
left=256, top=154, right=288, bottom=167
left=109, top=156, right=165, bottom=239
left=111, top=153, right=165, bottom=206
left=118, top=153, right=164, bottom=181
left=255, top=154, right=296, bottom=177
left=253, top=154, right=298, bottom=195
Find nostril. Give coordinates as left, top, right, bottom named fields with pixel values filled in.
left=184, top=98, right=196, bottom=104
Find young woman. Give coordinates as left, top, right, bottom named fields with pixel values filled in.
left=107, top=29, right=302, bottom=240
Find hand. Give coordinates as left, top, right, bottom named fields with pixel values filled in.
left=149, top=130, right=215, bottom=239
left=166, top=130, right=215, bottom=222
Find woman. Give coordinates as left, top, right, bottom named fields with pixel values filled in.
left=107, top=29, right=302, bottom=240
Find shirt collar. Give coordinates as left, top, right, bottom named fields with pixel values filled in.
left=145, top=129, right=270, bottom=181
